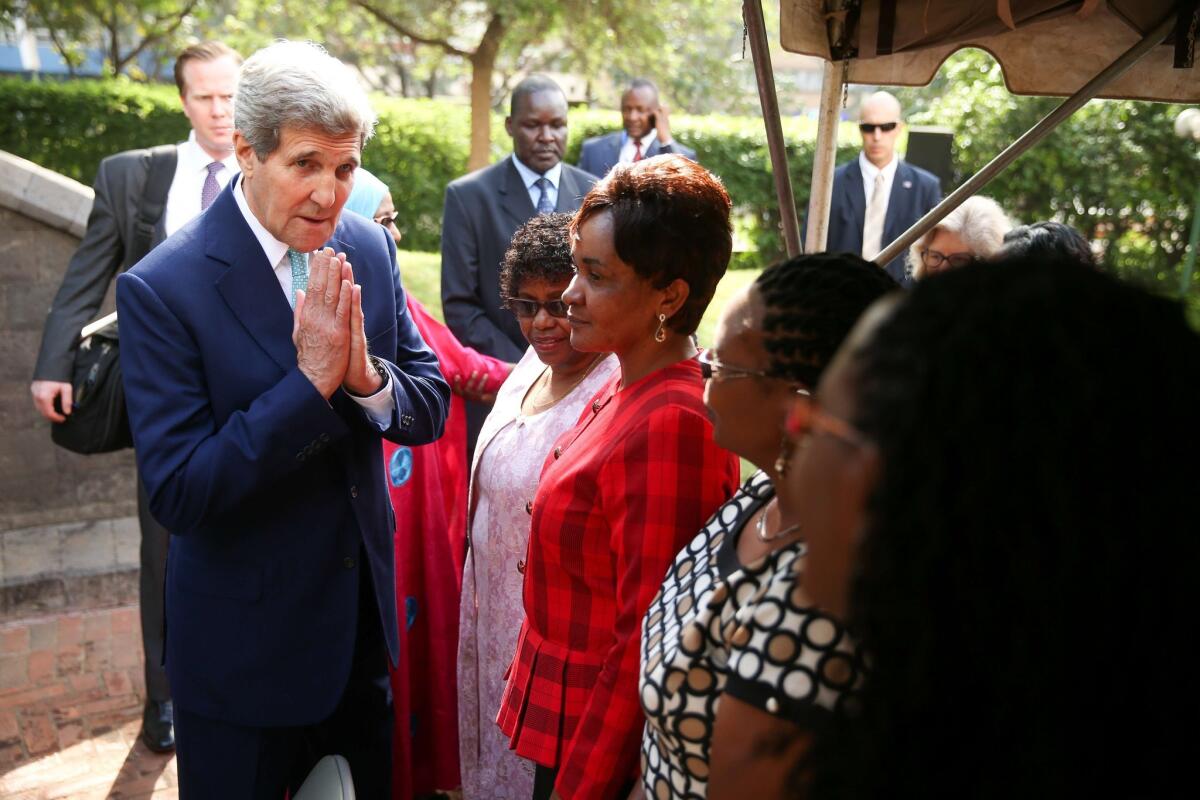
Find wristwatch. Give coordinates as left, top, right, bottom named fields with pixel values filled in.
left=345, top=355, right=386, bottom=397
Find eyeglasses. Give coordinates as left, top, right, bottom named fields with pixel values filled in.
left=787, top=389, right=871, bottom=450
left=920, top=248, right=974, bottom=270
left=504, top=297, right=569, bottom=319
left=858, top=122, right=898, bottom=134
left=697, top=349, right=773, bottom=382
left=374, top=212, right=400, bottom=227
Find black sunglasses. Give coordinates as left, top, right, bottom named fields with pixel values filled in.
left=504, top=298, right=569, bottom=319
left=859, top=122, right=898, bottom=134
left=374, top=211, right=400, bottom=227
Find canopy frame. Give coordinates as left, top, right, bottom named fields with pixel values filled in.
left=745, top=1, right=1188, bottom=271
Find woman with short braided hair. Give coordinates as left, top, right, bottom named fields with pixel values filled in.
left=639, top=252, right=896, bottom=800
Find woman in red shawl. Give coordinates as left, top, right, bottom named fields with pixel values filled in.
left=346, top=171, right=512, bottom=799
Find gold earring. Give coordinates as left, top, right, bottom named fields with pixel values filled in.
left=774, top=434, right=796, bottom=478
left=654, top=313, right=667, bottom=343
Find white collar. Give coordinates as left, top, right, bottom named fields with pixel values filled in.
left=178, top=129, right=238, bottom=174
left=511, top=153, right=562, bottom=189
left=626, top=129, right=657, bottom=149
left=233, top=174, right=293, bottom=268
left=859, top=151, right=899, bottom=182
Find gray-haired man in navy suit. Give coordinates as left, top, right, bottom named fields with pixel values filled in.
left=820, top=91, right=942, bottom=284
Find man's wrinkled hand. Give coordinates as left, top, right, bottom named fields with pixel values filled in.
left=293, top=248, right=352, bottom=399
left=340, top=259, right=385, bottom=397
left=31, top=380, right=73, bottom=423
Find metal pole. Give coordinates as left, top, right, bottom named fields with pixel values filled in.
left=744, top=0, right=801, bottom=258
left=873, top=10, right=1179, bottom=269
left=806, top=60, right=844, bottom=253
left=1181, top=183, right=1200, bottom=297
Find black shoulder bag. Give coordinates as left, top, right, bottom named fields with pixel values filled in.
left=51, top=145, right=177, bottom=455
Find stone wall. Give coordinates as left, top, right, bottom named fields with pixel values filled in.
left=0, top=152, right=140, bottom=621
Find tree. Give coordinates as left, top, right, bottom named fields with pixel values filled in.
left=897, top=49, right=1200, bottom=320
left=20, top=0, right=200, bottom=77
left=347, top=0, right=731, bottom=170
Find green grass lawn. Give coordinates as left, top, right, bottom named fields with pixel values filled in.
left=398, top=248, right=761, bottom=348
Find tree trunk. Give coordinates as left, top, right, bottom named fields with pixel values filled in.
left=398, top=60, right=414, bottom=97
left=425, top=64, right=438, bottom=99
left=467, top=13, right=508, bottom=172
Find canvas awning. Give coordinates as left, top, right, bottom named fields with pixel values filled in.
left=780, top=1, right=1199, bottom=103
left=742, top=1, right=1198, bottom=263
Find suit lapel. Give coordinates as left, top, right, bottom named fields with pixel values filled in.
left=844, top=160, right=866, bottom=228
left=884, top=161, right=915, bottom=241
left=557, top=167, right=585, bottom=212
left=499, top=159, right=536, bottom=227
left=208, top=180, right=298, bottom=373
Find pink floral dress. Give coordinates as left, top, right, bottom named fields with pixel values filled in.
left=457, top=347, right=617, bottom=799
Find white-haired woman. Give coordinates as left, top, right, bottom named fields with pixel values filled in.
left=907, top=195, right=1013, bottom=280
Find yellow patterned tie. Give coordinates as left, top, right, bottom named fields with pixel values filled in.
left=862, top=171, right=887, bottom=260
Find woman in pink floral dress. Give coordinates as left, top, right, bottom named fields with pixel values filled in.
left=457, top=214, right=616, bottom=799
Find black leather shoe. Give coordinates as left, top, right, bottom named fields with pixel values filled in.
left=141, top=699, right=175, bottom=753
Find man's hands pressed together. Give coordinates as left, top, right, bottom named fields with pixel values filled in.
left=292, top=247, right=384, bottom=400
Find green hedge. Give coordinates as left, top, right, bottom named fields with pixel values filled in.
left=0, top=76, right=853, bottom=265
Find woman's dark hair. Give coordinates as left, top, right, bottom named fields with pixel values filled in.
left=809, top=256, right=1200, bottom=798
left=571, top=154, right=732, bottom=335
left=499, top=212, right=574, bottom=299
left=755, top=252, right=896, bottom=388
left=999, top=220, right=1095, bottom=266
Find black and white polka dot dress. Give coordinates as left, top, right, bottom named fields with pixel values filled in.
left=638, top=471, right=863, bottom=799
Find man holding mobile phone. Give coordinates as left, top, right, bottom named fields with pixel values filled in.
left=815, top=90, right=942, bottom=285
left=578, top=78, right=696, bottom=178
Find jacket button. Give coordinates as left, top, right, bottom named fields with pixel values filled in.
left=517, top=559, right=526, bottom=574
left=524, top=500, right=532, bottom=514
left=350, top=485, right=358, bottom=499
left=553, top=446, right=562, bottom=459
left=343, top=557, right=355, bottom=569
left=591, top=399, right=601, bottom=413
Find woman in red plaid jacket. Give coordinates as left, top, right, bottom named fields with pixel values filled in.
left=496, top=155, right=742, bottom=800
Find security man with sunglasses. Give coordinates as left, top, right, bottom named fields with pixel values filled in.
left=815, top=90, right=941, bottom=285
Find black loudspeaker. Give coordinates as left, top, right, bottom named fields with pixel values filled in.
left=906, top=126, right=955, bottom=189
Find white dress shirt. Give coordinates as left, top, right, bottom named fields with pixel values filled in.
left=164, top=130, right=239, bottom=236
left=511, top=154, right=561, bottom=211
left=859, top=151, right=899, bottom=212
left=232, top=176, right=395, bottom=427
left=618, top=130, right=668, bottom=164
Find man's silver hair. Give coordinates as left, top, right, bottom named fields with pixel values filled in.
left=908, top=195, right=1014, bottom=279
left=235, top=40, right=376, bottom=159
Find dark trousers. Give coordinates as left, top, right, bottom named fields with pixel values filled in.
left=532, top=763, right=634, bottom=800
left=532, top=764, right=559, bottom=800
left=136, top=474, right=170, bottom=703
left=174, top=548, right=393, bottom=799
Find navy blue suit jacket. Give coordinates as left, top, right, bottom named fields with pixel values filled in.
left=116, top=179, right=450, bottom=727
left=823, top=157, right=942, bottom=283
left=577, top=131, right=697, bottom=178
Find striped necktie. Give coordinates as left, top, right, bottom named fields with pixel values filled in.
left=288, top=249, right=308, bottom=308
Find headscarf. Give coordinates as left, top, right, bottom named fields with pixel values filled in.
left=343, top=167, right=389, bottom=220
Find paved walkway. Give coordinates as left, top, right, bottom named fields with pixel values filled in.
left=0, top=605, right=178, bottom=798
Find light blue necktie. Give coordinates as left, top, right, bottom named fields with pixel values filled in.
left=288, top=249, right=308, bottom=308
left=535, top=177, right=554, bottom=215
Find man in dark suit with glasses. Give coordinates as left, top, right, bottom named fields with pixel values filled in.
left=819, top=91, right=941, bottom=285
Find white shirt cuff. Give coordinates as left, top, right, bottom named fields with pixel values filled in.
left=346, top=371, right=396, bottom=430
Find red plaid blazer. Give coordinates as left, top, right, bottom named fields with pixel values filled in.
left=497, top=358, right=740, bottom=799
